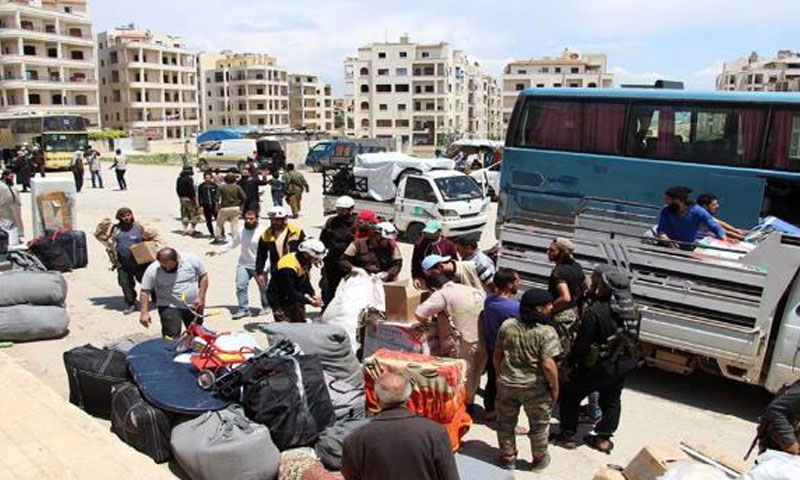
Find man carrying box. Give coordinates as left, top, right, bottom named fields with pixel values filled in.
left=94, top=207, right=159, bottom=314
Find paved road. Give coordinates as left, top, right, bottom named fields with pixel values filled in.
left=6, top=164, right=766, bottom=479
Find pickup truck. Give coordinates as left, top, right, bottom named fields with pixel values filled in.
left=323, top=168, right=490, bottom=242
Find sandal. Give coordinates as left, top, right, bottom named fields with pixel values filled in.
left=584, top=434, right=614, bottom=454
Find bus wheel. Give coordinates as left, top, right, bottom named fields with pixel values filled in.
left=197, top=160, right=208, bottom=171
left=403, top=223, right=424, bottom=243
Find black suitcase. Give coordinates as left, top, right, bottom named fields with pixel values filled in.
left=29, top=235, right=72, bottom=272
left=63, top=344, right=129, bottom=417
left=53, top=230, right=88, bottom=269
left=111, top=382, right=173, bottom=463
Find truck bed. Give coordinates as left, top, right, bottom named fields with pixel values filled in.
left=322, top=195, right=395, bottom=219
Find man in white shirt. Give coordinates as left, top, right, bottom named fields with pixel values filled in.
left=209, top=209, right=269, bottom=319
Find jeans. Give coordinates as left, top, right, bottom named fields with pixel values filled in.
left=115, top=169, right=127, bottom=190
left=560, top=371, right=626, bottom=438
left=235, top=265, right=268, bottom=312
left=586, top=391, right=602, bottom=420
left=90, top=170, right=103, bottom=188
left=271, top=192, right=284, bottom=207
left=157, top=307, right=197, bottom=338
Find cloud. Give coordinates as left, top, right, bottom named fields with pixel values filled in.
left=232, top=16, right=320, bottom=34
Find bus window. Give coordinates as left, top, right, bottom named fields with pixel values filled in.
left=582, top=102, right=626, bottom=155
left=626, top=103, right=765, bottom=167
left=515, top=100, right=582, bottom=151
left=766, top=110, right=800, bottom=171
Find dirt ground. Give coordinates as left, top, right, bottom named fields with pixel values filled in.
left=6, top=163, right=766, bottom=479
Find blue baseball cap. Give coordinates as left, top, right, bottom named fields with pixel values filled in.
left=422, top=254, right=451, bottom=271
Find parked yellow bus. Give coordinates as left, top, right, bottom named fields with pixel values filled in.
left=0, top=115, right=89, bottom=170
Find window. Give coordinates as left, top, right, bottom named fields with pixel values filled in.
left=360, top=67, right=369, bottom=76
left=405, top=177, right=436, bottom=202
left=377, top=69, right=389, bottom=76
left=75, top=95, right=88, bottom=106
left=111, top=70, right=119, bottom=83
left=379, top=104, right=388, bottom=111
left=398, top=104, right=407, bottom=111
left=23, top=45, right=36, bottom=56
left=378, top=52, right=386, bottom=59
left=588, top=82, right=597, bottom=88
left=51, top=94, right=63, bottom=105
left=70, top=51, right=84, bottom=60
left=766, top=111, right=800, bottom=170
left=396, top=68, right=407, bottom=76
left=395, top=84, right=409, bottom=92
left=518, top=69, right=527, bottom=74
left=399, top=51, right=407, bottom=58
left=626, top=103, right=766, bottom=167
left=553, top=83, right=562, bottom=88
left=376, top=84, right=391, bottom=93
left=109, top=51, right=118, bottom=64
left=361, top=119, right=369, bottom=127
left=376, top=119, right=392, bottom=127
left=47, top=48, right=58, bottom=58
left=541, top=67, right=549, bottom=73
left=571, top=67, right=579, bottom=74
left=421, top=52, right=430, bottom=58
left=513, top=100, right=582, bottom=151
left=536, top=83, right=545, bottom=88
left=360, top=84, right=369, bottom=93
left=395, top=119, right=410, bottom=127
left=360, top=101, right=369, bottom=110
left=435, top=177, right=483, bottom=201
left=28, top=94, right=41, bottom=105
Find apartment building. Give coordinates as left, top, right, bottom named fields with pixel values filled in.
left=716, top=50, right=800, bottom=92
left=97, top=25, right=198, bottom=140
left=344, top=34, right=500, bottom=156
left=501, top=50, right=613, bottom=129
left=199, top=52, right=289, bottom=131
left=0, top=0, right=99, bottom=125
left=289, top=73, right=332, bottom=132
left=333, top=95, right=354, bottom=133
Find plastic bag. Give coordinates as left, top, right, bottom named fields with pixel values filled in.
left=742, top=450, right=800, bottom=480
left=658, top=462, right=727, bottom=480
left=320, top=269, right=385, bottom=349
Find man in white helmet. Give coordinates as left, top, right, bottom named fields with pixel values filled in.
left=319, top=195, right=357, bottom=307
left=267, top=238, right=326, bottom=322
left=255, top=205, right=306, bottom=288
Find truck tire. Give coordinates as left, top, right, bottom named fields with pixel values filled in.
left=403, top=223, right=425, bottom=243
left=197, top=160, right=209, bottom=171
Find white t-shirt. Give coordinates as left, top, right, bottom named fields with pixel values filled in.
left=141, top=252, right=207, bottom=308
left=218, top=225, right=266, bottom=270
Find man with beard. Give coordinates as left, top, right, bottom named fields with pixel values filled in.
left=319, top=196, right=357, bottom=307
left=0, top=169, right=23, bottom=237
left=238, top=168, right=268, bottom=215
left=268, top=239, right=327, bottom=323
left=656, top=185, right=725, bottom=249
left=493, top=288, right=560, bottom=471
left=255, top=205, right=306, bottom=289
left=94, top=207, right=158, bottom=314
left=547, top=237, right=588, bottom=356
left=479, top=268, right=520, bottom=421
left=139, top=247, right=209, bottom=338
left=197, top=170, right=220, bottom=238
left=340, top=217, right=403, bottom=282
left=208, top=210, right=268, bottom=319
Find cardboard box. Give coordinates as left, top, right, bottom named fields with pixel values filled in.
left=624, top=445, right=688, bottom=480
left=383, top=280, right=423, bottom=322
left=129, top=241, right=158, bottom=265
left=593, top=467, right=626, bottom=480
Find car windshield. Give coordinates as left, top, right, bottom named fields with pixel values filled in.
left=434, top=176, right=483, bottom=201
left=311, top=143, right=329, bottom=153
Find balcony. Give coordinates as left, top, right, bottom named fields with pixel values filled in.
left=0, top=25, right=93, bottom=45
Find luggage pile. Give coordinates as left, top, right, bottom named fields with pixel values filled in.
left=0, top=270, right=70, bottom=341
left=29, top=229, right=88, bottom=272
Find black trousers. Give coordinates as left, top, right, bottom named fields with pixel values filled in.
left=483, top=354, right=497, bottom=412
left=115, top=169, right=127, bottom=190
left=319, top=262, right=346, bottom=308
left=157, top=307, right=198, bottom=338
left=117, top=263, right=148, bottom=306
left=72, top=168, right=84, bottom=192
left=559, top=370, right=626, bottom=438
left=201, top=206, right=217, bottom=236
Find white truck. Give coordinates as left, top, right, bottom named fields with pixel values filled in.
left=323, top=153, right=490, bottom=242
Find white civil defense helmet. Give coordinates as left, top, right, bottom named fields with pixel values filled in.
left=376, top=221, right=398, bottom=240
left=267, top=205, right=289, bottom=219
left=298, top=238, right=328, bottom=260
left=335, top=195, right=355, bottom=209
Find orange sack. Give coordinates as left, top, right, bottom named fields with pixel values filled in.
left=363, top=349, right=472, bottom=451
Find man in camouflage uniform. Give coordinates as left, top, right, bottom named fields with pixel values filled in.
left=493, top=288, right=561, bottom=471
left=547, top=238, right=588, bottom=357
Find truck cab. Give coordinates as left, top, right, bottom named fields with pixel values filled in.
left=306, top=140, right=386, bottom=172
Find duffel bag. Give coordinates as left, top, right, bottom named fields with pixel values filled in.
left=326, top=376, right=365, bottom=422
left=171, top=405, right=280, bottom=480
left=0, top=271, right=67, bottom=306
left=257, top=322, right=362, bottom=386
left=28, top=235, right=71, bottom=272
left=0, top=305, right=69, bottom=342
left=315, top=418, right=371, bottom=471
left=111, top=382, right=173, bottom=463
left=52, top=229, right=88, bottom=270
left=63, top=344, right=128, bottom=417
left=242, top=355, right=334, bottom=450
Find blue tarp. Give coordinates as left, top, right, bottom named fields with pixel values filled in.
left=197, top=129, right=245, bottom=144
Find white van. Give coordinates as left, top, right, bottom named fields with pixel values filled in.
left=197, top=139, right=256, bottom=171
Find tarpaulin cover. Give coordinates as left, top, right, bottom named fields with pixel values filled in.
left=127, top=338, right=231, bottom=414
left=197, top=129, right=244, bottom=144
left=363, top=349, right=471, bottom=450
left=353, top=152, right=454, bottom=201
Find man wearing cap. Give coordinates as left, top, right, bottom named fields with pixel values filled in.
left=493, top=288, right=560, bottom=471
left=556, top=271, right=638, bottom=454
left=411, top=219, right=458, bottom=289
left=320, top=196, right=357, bottom=306
left=454, top=233, right=495, bottom=290
left=94, top=207, right=158, bottom=314
left=547, top=237, right=588, bottom=356
left=415, top=273, right=486, bottom=409
left=340, top=218, right=402, bottom=282
left=255, top=205, right=306, bottom=288
left=267, top=239, right=326, bottom=323
left=422, top=254, right=484, bottom=291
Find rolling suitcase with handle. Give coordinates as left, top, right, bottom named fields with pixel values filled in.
left=63, top=344, right=128, bottom=417
left=111, top=382, right=173, bottom=463
left=52, top=229, right=88, bottom=269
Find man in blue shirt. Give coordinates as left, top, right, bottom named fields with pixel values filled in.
left=656, top=186, right=726, bottom=248
left=479, top=268, right=520, bottom=420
